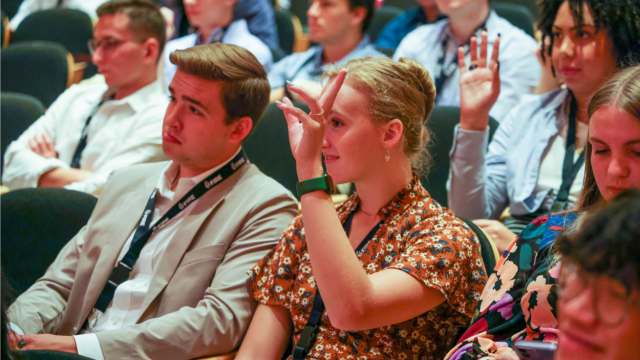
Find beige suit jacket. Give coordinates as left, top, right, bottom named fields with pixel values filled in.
left=8, top=160, right=298, bottom=359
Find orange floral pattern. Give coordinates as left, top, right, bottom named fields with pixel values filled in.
left=250, top=174, right=487, bottom=359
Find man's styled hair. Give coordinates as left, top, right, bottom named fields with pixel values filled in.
left=169, top=43, right=270, bottom=135
left=349, top=0, right=376, bottom=33
left=97, top=0, right=167, bottom=59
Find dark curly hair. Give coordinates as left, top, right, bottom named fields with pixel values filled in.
left=537, top=0, right=640, bottom=71
left=554, top=189, right=640, bottom=293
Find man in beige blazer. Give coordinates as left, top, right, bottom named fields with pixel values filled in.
left=7, top=42, right=298, bottom=359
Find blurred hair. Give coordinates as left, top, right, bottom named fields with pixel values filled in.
left=348, top=0, right=376, bottom=33
left=555, top=188, right=640, bottom=292
left=323, top=57, right=436, bottom=174
left=575, top=65, right=640, bottom=211
left=169, top=43, right=270, bottom=138
left=96, top=0, right=167, bottom=60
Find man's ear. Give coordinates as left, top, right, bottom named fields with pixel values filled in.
left=381, top=119, right=404, bottom=150
left=229, top=116, right=254, bottom=144
left=350, top=6, right=367, bottom=30
left=143, top=37, right=160, bottom=65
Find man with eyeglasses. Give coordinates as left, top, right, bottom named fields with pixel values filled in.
left=3, top=0, right=168, bottom=195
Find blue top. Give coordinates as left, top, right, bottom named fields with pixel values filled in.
left=375, top=7, right=443, bottom=50
left=447, top=88, right=587, bottom=220
left=267, top=35, right=386, bottom=89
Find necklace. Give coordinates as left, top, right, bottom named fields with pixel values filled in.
left=358, top=206, right=378, bottom=221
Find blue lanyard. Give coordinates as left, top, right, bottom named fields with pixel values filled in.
left=92, top=150, right=248, bottom=313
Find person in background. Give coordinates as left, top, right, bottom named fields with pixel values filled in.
left=237, top=57, right=487, bottom=360
left=447, top=0, right=640, bottom=252
left=394, top=0, right=540, bottom=122
left=444, top=64, right=640, bottom=360
left=9, top=0, right=108, bottom=30
left=375, top=0, right=443, bottom=51
left=159, top=0, right=278, bottom=47
left=162, top=0, right=272, bottom=94
left=2, top=0, right=169, bottom=195
left=555, top=189, right=640, bottom=360
left=6, top=43, right=298, bottom=360
left=268, top=0, right=385, bottom=103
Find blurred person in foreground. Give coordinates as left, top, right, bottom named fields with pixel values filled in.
left=554, top=189, right=640, bottom=360
left=2, top=0, right=169, bottom=195
left=444, top=64, right=640, bottom=360
left=268, top=0, right=385, bottom=103
left=6, top=43, right=298, bottom=360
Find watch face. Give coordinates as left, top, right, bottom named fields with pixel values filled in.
left=324, top=174, right=337, bottom=194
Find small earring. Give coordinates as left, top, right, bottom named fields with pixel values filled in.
left=385, top=147, right=390, bottom=162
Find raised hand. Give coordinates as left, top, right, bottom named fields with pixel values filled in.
left=459, top=31, right=500, bottom=131
left=29, top=131, right=58, bottom=159
left=276, top=69, right=347, bottom=181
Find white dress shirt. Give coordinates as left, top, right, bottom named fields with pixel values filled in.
left=162, top=19, right=272, bottom=94
left=9, top=0, right=108, bottom=30
left=2, top=78, right=168, bottom=195
left=393, top=10, right=541, bottom=122
left=73, top=150, right=240, bottom=359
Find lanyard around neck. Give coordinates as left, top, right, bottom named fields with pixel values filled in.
left=550, top=93, right=585, bottom=212
left=433, top=19, right=488, bottom=99
left=91, top=150, right=248, bottom=314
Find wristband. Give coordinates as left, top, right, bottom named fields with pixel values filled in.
left=296, top=174, right=335, bottom=198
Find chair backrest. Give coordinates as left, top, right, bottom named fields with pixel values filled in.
left=289, top=0, right=308, bottom=25
left=491, top=2, right=535, bottom=38
left=12, top=9, right=94, bottom=55
left=270, top=46, right=287, bottom=63
left=1, top=92, right=46, bottom=175
left=382, top=0, right=416, bottom=10
left=244, top=102, right=310, bottom=199
left=458, top=217, right=499, bottom=276
left=1, top=188, right=98, bottom=295
left=1, top=10, right=8, bottom=48
left=1, top=0, right=22, bottom=19
left=275, top=8, right=296, bottom=55
left=1, top=41, right=72, bottom=108
left=366, top=6, right=403, bottom=44
left=420, top=106, right=499, bottom=207
left=493, top=0, right=539, bottom=21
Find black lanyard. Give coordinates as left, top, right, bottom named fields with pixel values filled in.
left=91, top=150, right=248, bottom=313
left=433, top=20, right=488, bottom=100
left=550, top=94, right=585, bottom=212
left=195, top=26, right=228, bottom=46
left=70, top=95, right=114, bottom=169
left=292, top=211, right=383, bottom=360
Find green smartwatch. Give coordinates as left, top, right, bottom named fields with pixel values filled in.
left=296, top=174, right=336, bottom=198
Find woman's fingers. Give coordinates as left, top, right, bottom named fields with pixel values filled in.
left=286, top=81, right=323, bottom=116
left=458, top=47, right=468, bottom=75
left=490, top=33, right=501, bottom=71
left=275, top=99, right=316, bottom=128
left=479, top=31, right=488, bottom=68
left=318, top=68, right=347, bottom=113
left=469, top=36, right=478, bottom=65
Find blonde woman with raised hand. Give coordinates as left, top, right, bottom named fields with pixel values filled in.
left=236, top=57, right=488, bottom=360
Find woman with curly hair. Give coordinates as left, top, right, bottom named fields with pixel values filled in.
left=444, top=63, right=640, bottom=359
left=447, top=0, right=640, bottom=253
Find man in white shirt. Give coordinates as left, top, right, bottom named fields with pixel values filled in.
left=9, top=0, right=108, bottom=30
left=393, top=0, right=540, bottom=121
left=2, top=0, right=169, bottom=195
left=7, top=43, right=298, bottom=360
left=162, top=0, right=272, bottom=94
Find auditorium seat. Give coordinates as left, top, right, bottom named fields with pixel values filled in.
left=459, top=217, right=500, bottom=276
left=1, top=92, right=46, bottom=176
left=367, top=6, right=403, bottom=44
left=275, top=8, right=296, bottom=55
left=420, top=106, right=499, bottom=207
left=491, top=2, right=535, bottom=37
left=1, top=188, right=98, bottom=295
left=1, top=41, right=73, bottom=108
left=1, top=10, right=8, bottom=48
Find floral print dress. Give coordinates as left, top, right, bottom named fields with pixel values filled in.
left=444, top=212, right=581, bottom=360
left=250, top=174, right=488, bottom=360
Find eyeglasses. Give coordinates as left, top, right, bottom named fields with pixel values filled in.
left=557, top=263, right=640, bottom=326
left=88, top=37, right=144, bottom=56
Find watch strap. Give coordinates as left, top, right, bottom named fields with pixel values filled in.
left=296, top=174, right=335, bottom=197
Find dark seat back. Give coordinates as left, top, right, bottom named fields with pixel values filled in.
left=244, top=102, right=310, bottom=198
left=1, top=92, right=46, bottom=175
left=491, top=2, right=535, bottom=37
left=1, top=188, right=98, bottom=295
left=459, top=217, right=498, bottom=276
left=420, top=106, right=499, bottom=207
left=493, top=0, right=538, bottom=21
left=1, top=41, right=70, bottom=108
left=275, top=8, right=295, bottom=55
left=367, top=6, right=403, bottom=44
left=12, top=9, right=93, bottom=55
